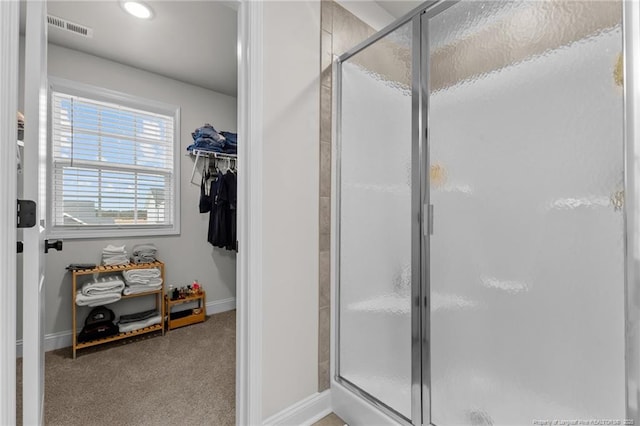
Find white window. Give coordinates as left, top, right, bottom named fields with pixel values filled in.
left=48, top=78, right=180, bottom=239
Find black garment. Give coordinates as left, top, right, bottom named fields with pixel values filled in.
left=118, top=309, right=158, bottom=324
left=199, top=172, right=212, bottom=213
left=207, top=173, right=224, bottom=246
left=206, top=170, right=237, bottom=251
left=77, top=321, right=119, bottom=343
left=226, top=171, right=237, bottom=251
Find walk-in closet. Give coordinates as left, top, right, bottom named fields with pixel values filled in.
left=15, top=1, right=239, bottom=424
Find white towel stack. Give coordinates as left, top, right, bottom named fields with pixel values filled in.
left=102, top=244, right=129, bottom=266
left=132, top=244, right=158, bottom=264
left=75, top=275, right=125, bottom=306
left=122, top=268, right=163, bottom=295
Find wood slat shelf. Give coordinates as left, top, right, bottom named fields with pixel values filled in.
left=166, top=293, right=205, bottom=305
left=71, top=261, right=165, bottom=358
left=165, top=292, right=206, bottom=331
left=121, top=289, right=163, bottom=299
left=72, top=261, right=165, bottom=276
left=75, top=324, right=163, bottom=349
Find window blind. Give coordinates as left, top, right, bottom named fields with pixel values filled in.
left=51, top=91, right=175, bottom=229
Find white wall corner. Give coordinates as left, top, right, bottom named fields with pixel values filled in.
left=263, top=390, right=332, bottom=426
left=334, top=0, right=395, bottom=31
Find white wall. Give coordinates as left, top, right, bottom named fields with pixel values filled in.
left=19, top=42, right=237, bottom=338
left=261, top=0, right=321, bottom=419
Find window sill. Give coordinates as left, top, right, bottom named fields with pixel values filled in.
left=46, top=225, right=180, bottom=240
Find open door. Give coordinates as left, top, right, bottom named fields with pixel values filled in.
left=0, top=1, right=20, bottom=425
left=22, top=1, right=48, bottom=424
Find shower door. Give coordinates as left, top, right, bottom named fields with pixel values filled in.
left=426, top=1, right=626, bottom=424
left=337, top=18, right=421, bottom=424
left=337, top=1, right=629, bottom=425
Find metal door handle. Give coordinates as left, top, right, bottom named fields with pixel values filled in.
left=44, top=239, right=63, bottom=254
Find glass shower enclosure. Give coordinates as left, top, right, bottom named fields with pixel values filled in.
left=335, top=1, right=639, bottom=425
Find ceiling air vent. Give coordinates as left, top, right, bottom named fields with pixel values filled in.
left=47, top=15, right=93, bottom=38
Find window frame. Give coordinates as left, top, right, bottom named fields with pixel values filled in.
left=47, top=77, right=181, bottom=239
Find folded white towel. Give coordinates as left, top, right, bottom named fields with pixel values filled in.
left=132, top=244, right=157, bottom=255
left=102, top=244, right=126, bottom=254
left=75, top=291, right=121, bottom=307
left=117, top=314, right=162, bottom=333
left=102, top=256, right=130, bottom=266
left=124, top=277, right=163, bottom=287
left=81, top=277, right=125, bottom=296
left=122, top=269, right=161, bottom=280
left=122, top=284, right=162, bottom=295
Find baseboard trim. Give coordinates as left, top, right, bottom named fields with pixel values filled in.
left=16, top=297, right=237, bottom=357
left=206, top=297, right=236, bottom=315
left=16, top=329, right=73, bottom=358
left=263, top=390, right=332, bottom=426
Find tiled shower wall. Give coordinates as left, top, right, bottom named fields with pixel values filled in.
left=318, top=0, right=374, bottom=392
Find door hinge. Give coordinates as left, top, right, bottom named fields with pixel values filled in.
left=17, top=241, right=23, bottom=254
left=17, top=199, right=36, bottom=228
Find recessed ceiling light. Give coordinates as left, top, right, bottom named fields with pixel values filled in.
left=121, top=1, right=154, bottom=19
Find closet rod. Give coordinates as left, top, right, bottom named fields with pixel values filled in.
left=188, top=149, right=237, bottom=184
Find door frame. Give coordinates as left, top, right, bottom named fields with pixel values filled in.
left=0, top=0, right=265, bottom=424
left=236, top=0, right=264, bottom=424
left=623, top=0, right=640, bottom=421
left=22, top=0, right=48, bottom=424
left=0, top=1, right=19, bottom=425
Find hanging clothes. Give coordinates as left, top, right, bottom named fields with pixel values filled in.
left=207, top=171, right=223, bottom=246
left=204, top=168, right=237, bottom=251
left=222, top=170, right=237, bottom=251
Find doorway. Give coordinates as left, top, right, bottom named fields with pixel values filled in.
left=16, top=1, right=240, bottom=424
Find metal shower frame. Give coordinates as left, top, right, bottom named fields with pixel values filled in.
left=333, top=1, right=640, bottom=425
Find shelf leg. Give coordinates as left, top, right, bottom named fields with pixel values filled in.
left=189, top=150, right=202, bottom=184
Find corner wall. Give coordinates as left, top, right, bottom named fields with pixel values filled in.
left=18, top=42, right=237, bottom=339
left=261, top=0, right=321, bottom=419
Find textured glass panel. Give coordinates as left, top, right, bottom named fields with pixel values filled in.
left=428, top=2, right=625, bottom=425
left=339, top=21, right=413, bottom=419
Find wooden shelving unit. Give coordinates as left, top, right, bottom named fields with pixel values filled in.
left=71, top=261, right=165, bottom=358
left=165, top=291, right=206, bottom=331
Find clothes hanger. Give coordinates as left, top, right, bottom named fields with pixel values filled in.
left=203, top=158, right=210, bottom=180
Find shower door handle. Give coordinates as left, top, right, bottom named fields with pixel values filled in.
left=424, top=204, right=434, bottom=236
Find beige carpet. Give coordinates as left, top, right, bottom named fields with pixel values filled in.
left=18, top=310, right=236, bottom=426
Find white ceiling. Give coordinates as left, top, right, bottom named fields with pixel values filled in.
left=41, top=1, right=238, bottom=97
left=336, top=0, right=424, bottom=31
left=36, top=1, right=421, bottom=99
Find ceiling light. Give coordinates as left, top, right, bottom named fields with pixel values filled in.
left=121, top=1, right=154, bottom=19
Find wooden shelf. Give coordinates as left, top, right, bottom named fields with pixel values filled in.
left=166, top=293, right=205, bottom=305
left=167, top=311, right=206, bottom=330
left=75, top=324, right=163, bottom=349
left=72, top=261, right=164, bottom=276
left=165, top=292, right=206, bottom=331
left=71, top=261, right=165, bottom=358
